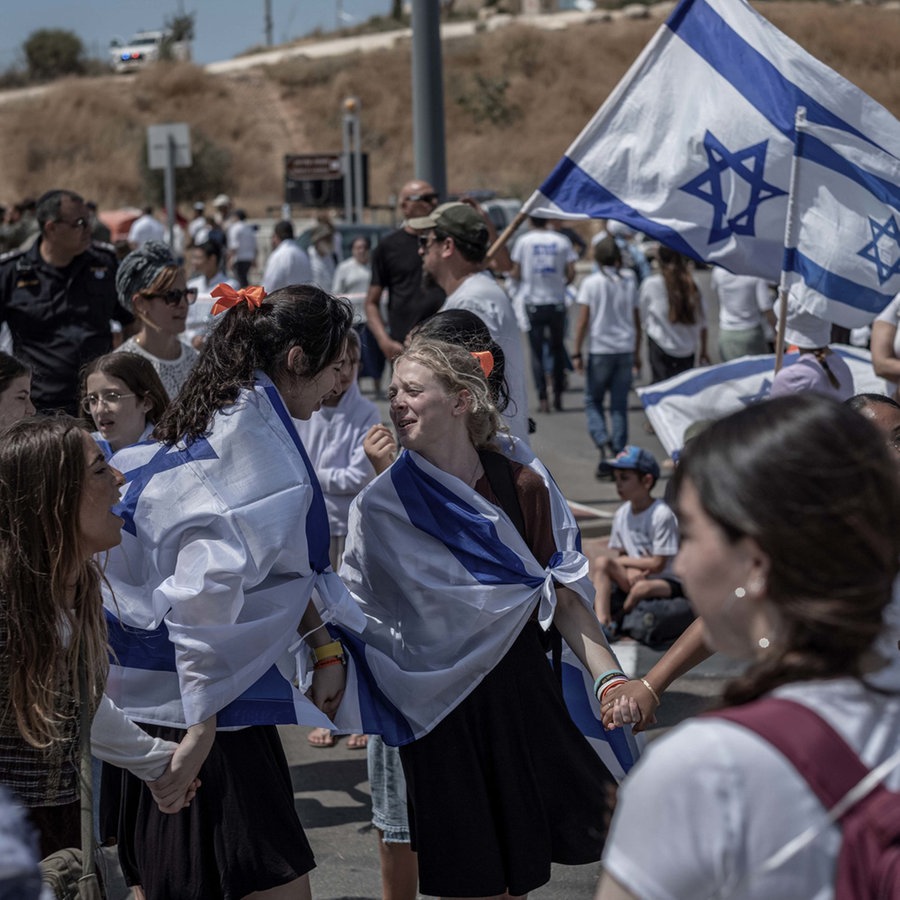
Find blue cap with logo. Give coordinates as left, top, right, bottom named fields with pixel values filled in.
left=599, top=445, right=660, bottom=480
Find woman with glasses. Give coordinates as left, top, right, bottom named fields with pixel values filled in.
left=114, top=241, right=199, bottom=399
left=80, top=352, right=169, bottom=458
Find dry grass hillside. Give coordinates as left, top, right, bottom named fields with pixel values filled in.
left=1, top=2, right=899, bottom=214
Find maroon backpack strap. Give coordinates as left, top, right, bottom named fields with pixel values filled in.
left=709, top=697, right=869, bottom=811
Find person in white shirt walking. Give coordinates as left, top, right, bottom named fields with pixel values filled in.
left=262, top=220, right=312, bottom=293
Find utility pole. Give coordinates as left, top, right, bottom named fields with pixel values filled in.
left=410, top=0, right=447, bottom=199
left=264, top=0, right=273, bottom=46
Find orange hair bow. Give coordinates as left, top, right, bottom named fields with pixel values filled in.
left=471, top=350, right=494, bottom=379
left=210, top=283, right=267, bottom=315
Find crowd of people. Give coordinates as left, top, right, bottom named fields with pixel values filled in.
left=0, top=180, right=897, bottom=900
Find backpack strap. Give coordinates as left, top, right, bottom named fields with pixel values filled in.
left=709, top=697, right=867, bottom=810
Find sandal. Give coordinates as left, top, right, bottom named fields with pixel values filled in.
left=307, top=727, right=335, bottom=748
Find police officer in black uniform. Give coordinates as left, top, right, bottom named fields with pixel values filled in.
left=0, top=189, right=135, bottom=415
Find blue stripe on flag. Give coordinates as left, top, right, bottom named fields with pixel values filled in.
left=639, top=353, right=800, bottom=406
left=784, top=248, right=896, bottom=315
left=262, top=384, right=331, bottom=573
left=106, top=611, right=302, bottom=727
left=391, top=453, right=544, bottom=588
left=539, top=156, right=699, bottom=260
left=670, top=0, right=877, bottom=146
left=798, top=132, right=900, bottom=207
left=560, top=661, right=637, bottom=773
left=332, top=625, right=416, bottom=746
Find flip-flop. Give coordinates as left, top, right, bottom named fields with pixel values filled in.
left=346, top=734, right=368, bottom=750
left=307, top=727, right=335, bottom=748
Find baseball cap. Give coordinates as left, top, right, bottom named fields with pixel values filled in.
left=598, top=445, right=660, bottom=480
left=407, top=202, right=488, bottom=251
left=193, top=201, right=205, bottom=211
left=213, top=193, right=231, bottom=208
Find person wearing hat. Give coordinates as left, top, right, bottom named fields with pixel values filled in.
left=510, top=215, right=578, bottom=413
left=115, top=241, right=199, bottom=399
left=364, top=179, right=446, bottom=363
left=308, top=222, right=338, bottom=291
left=0, top=189, right=133, bottom=414
left=770, top=304, right=853, bottom=400
left=591, top=445, right=683, bottom=631
left=409, top=200, right=531, bottom=443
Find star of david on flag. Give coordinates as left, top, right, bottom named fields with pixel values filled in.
left=782, top=114, right=900, bottom=328
left=522, top=0, right=900, bottom=283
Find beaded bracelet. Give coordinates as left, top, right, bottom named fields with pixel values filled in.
left=592, top=669, right=626, bottom=698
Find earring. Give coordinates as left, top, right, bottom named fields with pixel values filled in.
left=734, top=586, right=747, bottom=599
left=758, top=636, right=771, bottom=650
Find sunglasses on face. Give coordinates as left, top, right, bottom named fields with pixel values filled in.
left=404, top=193, right=438, bottom=203
left=150, top=288, right=198, bottom=306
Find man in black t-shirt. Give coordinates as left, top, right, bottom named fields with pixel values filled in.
left=364, top=180, right=446, bottom=361
left=0, top=189, right=134, bottom=415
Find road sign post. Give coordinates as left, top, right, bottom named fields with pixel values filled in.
left=147, top=123, right=192, bottom=246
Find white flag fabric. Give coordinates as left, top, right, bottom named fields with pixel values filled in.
left=103, top=372, right=364, bottom=730
left=636, top=346, right=890, bottom=457
left=334, top=440, right=641, bottom=777
left=525, top=0, right=900, bottom=282
left=783, top=117, right=900, bottom=328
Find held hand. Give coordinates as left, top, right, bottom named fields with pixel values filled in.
left=149, top=718, right=216, bottom=813
left=364, top=424, right=397, bottom=475
left=310, top=662, right=346, bottom=720
left=601, top=680, right=659, bottom=734
left=573, top=357, right=585, bottom=375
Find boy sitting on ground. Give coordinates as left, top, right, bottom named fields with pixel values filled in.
left=591, top=445, right=683, bottom=633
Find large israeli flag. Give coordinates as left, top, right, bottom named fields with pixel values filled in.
left=637, top=346, right=889, bottom=457
left=334, top=441, right=641, bottom=779
left=783, top=115, right=900, bottom=328
left=525, top=0, right=900, bottom=281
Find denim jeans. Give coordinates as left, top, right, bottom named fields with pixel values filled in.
left=526, top=304, right=567, bottom=400
left=585, top=352, right=633, bottom=453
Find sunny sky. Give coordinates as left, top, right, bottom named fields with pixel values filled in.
left=0, top=1, right=394, bottom=69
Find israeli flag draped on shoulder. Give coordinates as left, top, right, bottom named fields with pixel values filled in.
left=782, top=110, right=900, bottom=328
left=525, top=0, right=900, bottom=281
left=636, top=346, right=889, bottom=457
left=333, top=437, right=641, bottom=779
left=102, top=371, right=364, bottom=731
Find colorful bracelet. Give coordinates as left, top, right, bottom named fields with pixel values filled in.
left=640, top=677, right=661, bottom=706
left=313, top=656, right=343, bottom=670
left=599, top=678, right=629, bottom=704
left=593, top=669, right=626, bottom=697
left=313, top=640, right=344, bottom=662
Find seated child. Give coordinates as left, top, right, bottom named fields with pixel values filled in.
left=592, top=445, right=683, bottom=634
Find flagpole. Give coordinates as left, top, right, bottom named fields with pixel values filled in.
left=775, top=107, right=807, bottom=373
left=487, top=210, right=529, bottom=262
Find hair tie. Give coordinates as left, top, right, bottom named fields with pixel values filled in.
left=470, top=350, right=494, bottom=379
left=210, top=284, right=267, bottom=315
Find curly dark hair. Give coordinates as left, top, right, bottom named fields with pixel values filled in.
left=154, top=284, right=353, bottom=444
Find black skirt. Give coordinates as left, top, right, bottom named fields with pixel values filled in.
left=101, top=724, right=314, bottom=900
left=399, top=621, right=615, bottom=898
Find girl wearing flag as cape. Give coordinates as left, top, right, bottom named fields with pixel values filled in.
left=101, top=283, right=355, bottom=900
left=339, top=337, right=629, bottom=899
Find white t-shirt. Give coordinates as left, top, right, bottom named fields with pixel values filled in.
left=128, top=214, right=166, bottom=248
left=875, top=292, right=900, bottom=361
left=511, top=228, right=577, bottom=306
left=640, top=273, right=707, bottom=357
left=442, top=271, right=531, bottom=444
left=576, top=266, right=638, bottom=354
left=712, top=269, right=773, bottom=331
left=609, top=497, right=679, bottom=579
left=185, top=271, right=238, bottom=345
left=116, top=337, right=199, bottom=401
left=603, top=675, right=900, bottom=900
left=227, top=220, right=258, bottom=262
left=332, top=257, right=372, bottom=323
left=262, top=240, right=312, bottom=293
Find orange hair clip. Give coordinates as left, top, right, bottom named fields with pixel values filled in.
left=471, top=350, right=494, bottom=379
left=210, top=283, right=267, bottom=316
